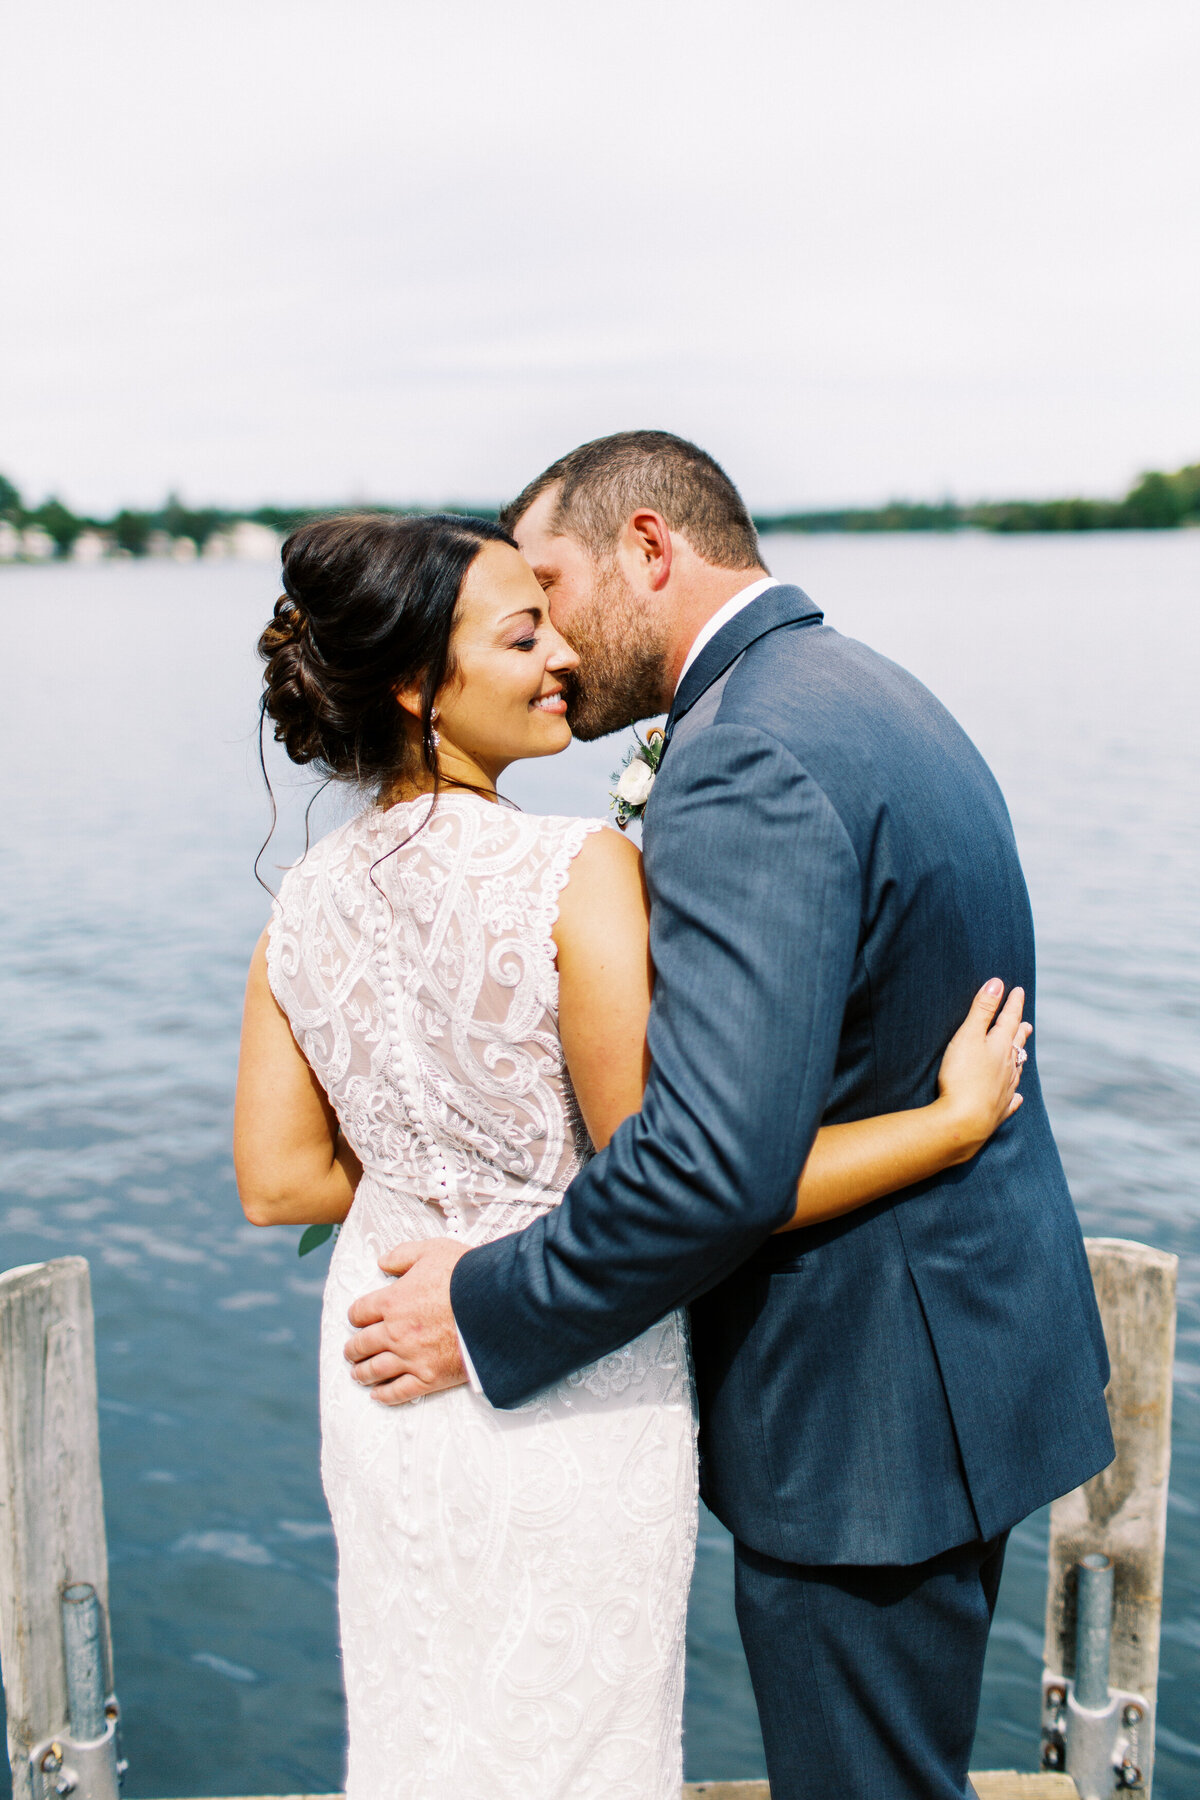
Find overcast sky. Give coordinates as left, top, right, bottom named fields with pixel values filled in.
left=4, top=0, right=1198, bottom=514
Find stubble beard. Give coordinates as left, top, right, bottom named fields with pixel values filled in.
left=560, top=562, right=672, bottom=742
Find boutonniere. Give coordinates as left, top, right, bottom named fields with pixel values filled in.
left=610, top=727, right=665, bottom=831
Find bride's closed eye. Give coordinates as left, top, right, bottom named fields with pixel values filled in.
left=499, top=606, right=544, bottom=653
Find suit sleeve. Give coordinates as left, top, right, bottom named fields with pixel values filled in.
left=450, top=724, right=862, bottom=1408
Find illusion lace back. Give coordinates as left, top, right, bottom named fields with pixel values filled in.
left=267, top=793, right=697, bottom=1800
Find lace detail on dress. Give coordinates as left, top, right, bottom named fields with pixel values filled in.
left=266, top=793, right=605, bottom=1246
left=266, top=791, right=697, bottom=1800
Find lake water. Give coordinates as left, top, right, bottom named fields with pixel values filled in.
left=1, top=531, right=1197, bottom=1796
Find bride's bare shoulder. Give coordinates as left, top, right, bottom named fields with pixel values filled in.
left=564, top=821, right=643, bottom=887
left=553, top=824, right=648, bottom=951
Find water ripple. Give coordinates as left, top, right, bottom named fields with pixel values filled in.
left=1, top=542, right=1196, bottom=1795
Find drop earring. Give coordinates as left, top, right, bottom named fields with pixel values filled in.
left=430, top=707, right=441, bottom=750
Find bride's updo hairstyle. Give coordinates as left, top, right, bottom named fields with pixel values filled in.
left=259, top=511, right=516, bottom=788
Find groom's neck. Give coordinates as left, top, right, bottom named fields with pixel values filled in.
left=661, top=559, right=772, bottom=696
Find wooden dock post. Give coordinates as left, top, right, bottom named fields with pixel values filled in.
left=1041, top=1237, right=1178, bottom=1796
left=0, top=1258, right=115, bottom=1800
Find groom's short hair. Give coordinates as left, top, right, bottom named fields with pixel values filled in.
left=501, top=430, right=762, bottom=570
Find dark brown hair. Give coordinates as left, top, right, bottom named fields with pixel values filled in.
left=258, top=511, right=514, bottom=788
left=500, top=429, right=761, bottom=570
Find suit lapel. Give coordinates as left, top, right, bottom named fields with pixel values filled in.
left=662, top=585, right=824, bottom=756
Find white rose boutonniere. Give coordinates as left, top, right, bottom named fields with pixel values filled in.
left=610, top=727, right=665, bottom=830
left=616, top=759, right=655, bottom=806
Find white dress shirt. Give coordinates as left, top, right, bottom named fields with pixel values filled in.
left=455, top=572, right=781, bottom=1395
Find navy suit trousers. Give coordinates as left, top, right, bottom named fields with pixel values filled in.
left=734, top=1532, right=1009, bottom=1800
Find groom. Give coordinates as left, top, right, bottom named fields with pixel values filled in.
left=345, top=431, right=1114, bottom=1797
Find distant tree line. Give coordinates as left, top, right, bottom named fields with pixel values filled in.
left=751, top=462, right=1200, bottom=535
left=2, top=462, right=1199, bottom=560
left=0, top=481, right=497, bottom=561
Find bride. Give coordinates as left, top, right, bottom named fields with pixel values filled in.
left=234, top=512, right=1030, bottom=1800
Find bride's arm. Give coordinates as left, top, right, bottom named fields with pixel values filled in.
left=776, top=979, right=1030, bottom=1232
left=554, top=832, right=655, bottom=1147
left=234, top=929, right=362, bottom=1227
left=555, top=832, right=1030, bottom=1224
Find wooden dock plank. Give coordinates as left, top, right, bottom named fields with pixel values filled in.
left=970, top=1777, right=1080, bottom=1798
left=146, top=1779, right=1079, bottom=1799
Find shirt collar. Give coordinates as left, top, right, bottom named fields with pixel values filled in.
left=675, top=576, right=781, bottom=693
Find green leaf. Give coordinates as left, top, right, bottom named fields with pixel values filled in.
left=298, top=1223, right=335, bottom=1257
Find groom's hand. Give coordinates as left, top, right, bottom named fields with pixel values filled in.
left=344, top=1239, right=468, bottom=1406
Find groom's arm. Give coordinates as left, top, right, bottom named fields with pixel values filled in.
left=450, top=724, right=861, bottom=1409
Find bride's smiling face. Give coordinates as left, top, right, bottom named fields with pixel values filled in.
left=429, top=540, right=580, bottom=780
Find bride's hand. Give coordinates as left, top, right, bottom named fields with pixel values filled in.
left=935, top=979, right=1032, bottom=1165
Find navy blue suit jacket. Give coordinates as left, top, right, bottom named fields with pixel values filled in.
left=451, top=586, right=1113, bottom=1565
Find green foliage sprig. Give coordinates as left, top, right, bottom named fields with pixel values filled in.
left=298, top=1223, right=338, bottom=1257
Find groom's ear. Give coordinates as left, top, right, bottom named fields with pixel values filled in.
left=618, top=509, right=673, bottom=592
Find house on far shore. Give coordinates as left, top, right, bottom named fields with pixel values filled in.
left=73, top=530, right=108, bottom=563
left=146, top=530, right=200, bottom=561
left=0, top=519, right=284, bottom=564
left=206, top=519, right=282, bottom=562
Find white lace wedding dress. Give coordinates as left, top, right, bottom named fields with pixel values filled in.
left=266, top=791, right=697, bottom=1800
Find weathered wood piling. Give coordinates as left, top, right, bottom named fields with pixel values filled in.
left=1, top=1241, right=1178, bottom=1800
left=0, top=1258, right=120, bottom=1800
left=1040, top=1238, right=1177, bottom=1797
